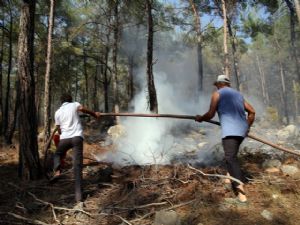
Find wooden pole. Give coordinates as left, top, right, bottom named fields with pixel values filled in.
left=99, top=112, right=300, bottom=157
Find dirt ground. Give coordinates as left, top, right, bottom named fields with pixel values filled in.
left=1, top=127, right=300, bottom=225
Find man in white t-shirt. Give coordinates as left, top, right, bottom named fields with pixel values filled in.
left=53, top=93, right=101, bottom=203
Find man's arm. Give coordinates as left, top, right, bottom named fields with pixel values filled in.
left=244, top=100, right=255, bottom=127
left=77, top=105, right=101, bottom=119
left=195, top=91, right=219, bottom=122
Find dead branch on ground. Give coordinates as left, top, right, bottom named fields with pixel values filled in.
left=187, top=164, right=244, bottom=185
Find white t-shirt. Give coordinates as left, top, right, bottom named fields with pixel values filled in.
left=55, top=102, right=83, bottom=139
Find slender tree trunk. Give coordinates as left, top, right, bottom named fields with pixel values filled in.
left=293, top=80, right=298, bottom=123
left=104, top=43, right=110, bottom=113
left=256, top=55, right=269, bottom=105
left=279, top=62, right=289, bottom=124
left=0, top=21, right=4, bottom=134
left=275, top=38, right=289, bottom=124
left=43, top=0, right=55, bottom=143
left=5, top=80, right=20, bottom=144
left=128, top=56, right=134, bottom=101
left=221, top=0, right=229, bottom=77
left=146, top=0, right=158, bottom=113
left=92, top=59, right=98, bottom=111
left=17, top=0, right=41, bottom=180
left=189, top=0, right=203, bottom=93
left=295, top=0, right=300, bottom=24
left=4, top=5, right=13, bottom=135
left=227, top=19, right=241, bottom=91
left=285, top=0, right=300, bottom=82
left=112, top=0, right=120, bottom=122
left=83, top=45, right=89, bottom=107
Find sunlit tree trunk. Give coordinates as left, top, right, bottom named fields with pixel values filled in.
left=146, top=0, right=158, bottom=113
left=17, top=0, right=41, bottom=180
left=295, top=0, right=300, bottom=25
left=256, top=55, right=269, bottom=105
left=221, top=0, right=229, bottom=77
left=43, top=0, right=55, bottom=143
left=189, top=0, right=203, bottom=93
left=293, top=80, right=298, bottom=123
left=275, top=38, right=289, bottom=124
left=227, top=19, right=241, bottom=91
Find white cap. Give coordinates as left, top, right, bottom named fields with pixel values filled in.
left=214, top=74, right=230, bottom=84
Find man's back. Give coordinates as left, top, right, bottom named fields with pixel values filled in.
left=55, top=102, right=83, bottom=139
left=217, top=87, right=248, bottom=138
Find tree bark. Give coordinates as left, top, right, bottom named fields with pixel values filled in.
left=227, top=19, right=241, bottom=91
left=17, top=0, right=41, bottom=180
left=128, top=56, right=134, bottom=101
left=112, top=0, right=120, bottom=122
left=295, top=0, right=300, bottom=25
left=189, top=0, right=204, bottom=93
left=5, top=80, right=20, bottom=144
left=0, top=17, right=4, bottom=135
left=43, top=0, right=55, bottom=143
left=284, top=0, right=300, bottom=83
left=221, top=0, right=229, bottom=77
left=3, top=4, right=13, bottom=135
left=146, top=0, right=158, bottom=113
left=103, top=42, right=110, bottom=113
left=256, top=54, right=269, bottom=105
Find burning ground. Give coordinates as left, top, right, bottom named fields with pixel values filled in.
left=1, top=119, right=300, bottom=225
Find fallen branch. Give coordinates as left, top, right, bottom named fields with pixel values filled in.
left=28, top=192, right=58, bottom=222
left=7, top=212, right=50, bottom=225
left=187, top=164, right=243, bottom=185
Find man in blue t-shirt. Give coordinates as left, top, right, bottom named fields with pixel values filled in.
left=195, top=75, right=255, bottom=203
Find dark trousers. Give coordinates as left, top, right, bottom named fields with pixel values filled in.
left=54, top=136, right=83, bottom=202
left=222, top=136, right=244, bottom=188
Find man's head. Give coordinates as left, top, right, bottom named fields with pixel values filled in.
left=214, top=74, right=231, bottom=88
left=60, top=93, right=73, bottom=104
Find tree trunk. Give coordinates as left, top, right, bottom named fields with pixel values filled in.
left=293, top=80, right=298, bottom=123
left=83, top=45, right=89, bottom=107
left=279, top=61, right=289, bottom=124
left=3, top=5, right=13, bottom=135
left=17, top=0, right=41, bottom=180
left=146, top=0, right=158, bottom=113
left=256, top=55, right=269, bottom=105
left=103, top=43, right=110, bottom=113
left=295, top=0, right=300, bottom=25
left=227, top=19, right=241, bottom=91
left=128, top=56, right=134, bottom=101
left=5, top=80, right=20, bottom=144
left=112, top=0, right=120, bottom=122
left=0, top=19, right=4, bottom=135
left=284, top=0, right=300, bottom=83
left=189, top=0, right=203, bottom=93
left=221, top=0, right=229, bottom=77
left=43, top=0, right=55, bottom=143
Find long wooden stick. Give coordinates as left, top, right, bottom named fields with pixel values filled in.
left=100, top=112, right=300, bottom=157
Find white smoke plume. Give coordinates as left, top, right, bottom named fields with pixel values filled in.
left=99, top=47, right=225, bottom=166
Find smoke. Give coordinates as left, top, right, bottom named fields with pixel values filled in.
left=98, top=46, right=225, bottom=166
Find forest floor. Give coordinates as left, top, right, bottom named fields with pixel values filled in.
left=1, top=122, right=300, bottom=225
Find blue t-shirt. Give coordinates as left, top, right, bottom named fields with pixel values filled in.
left=217, top=87, right=248, bottom=138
